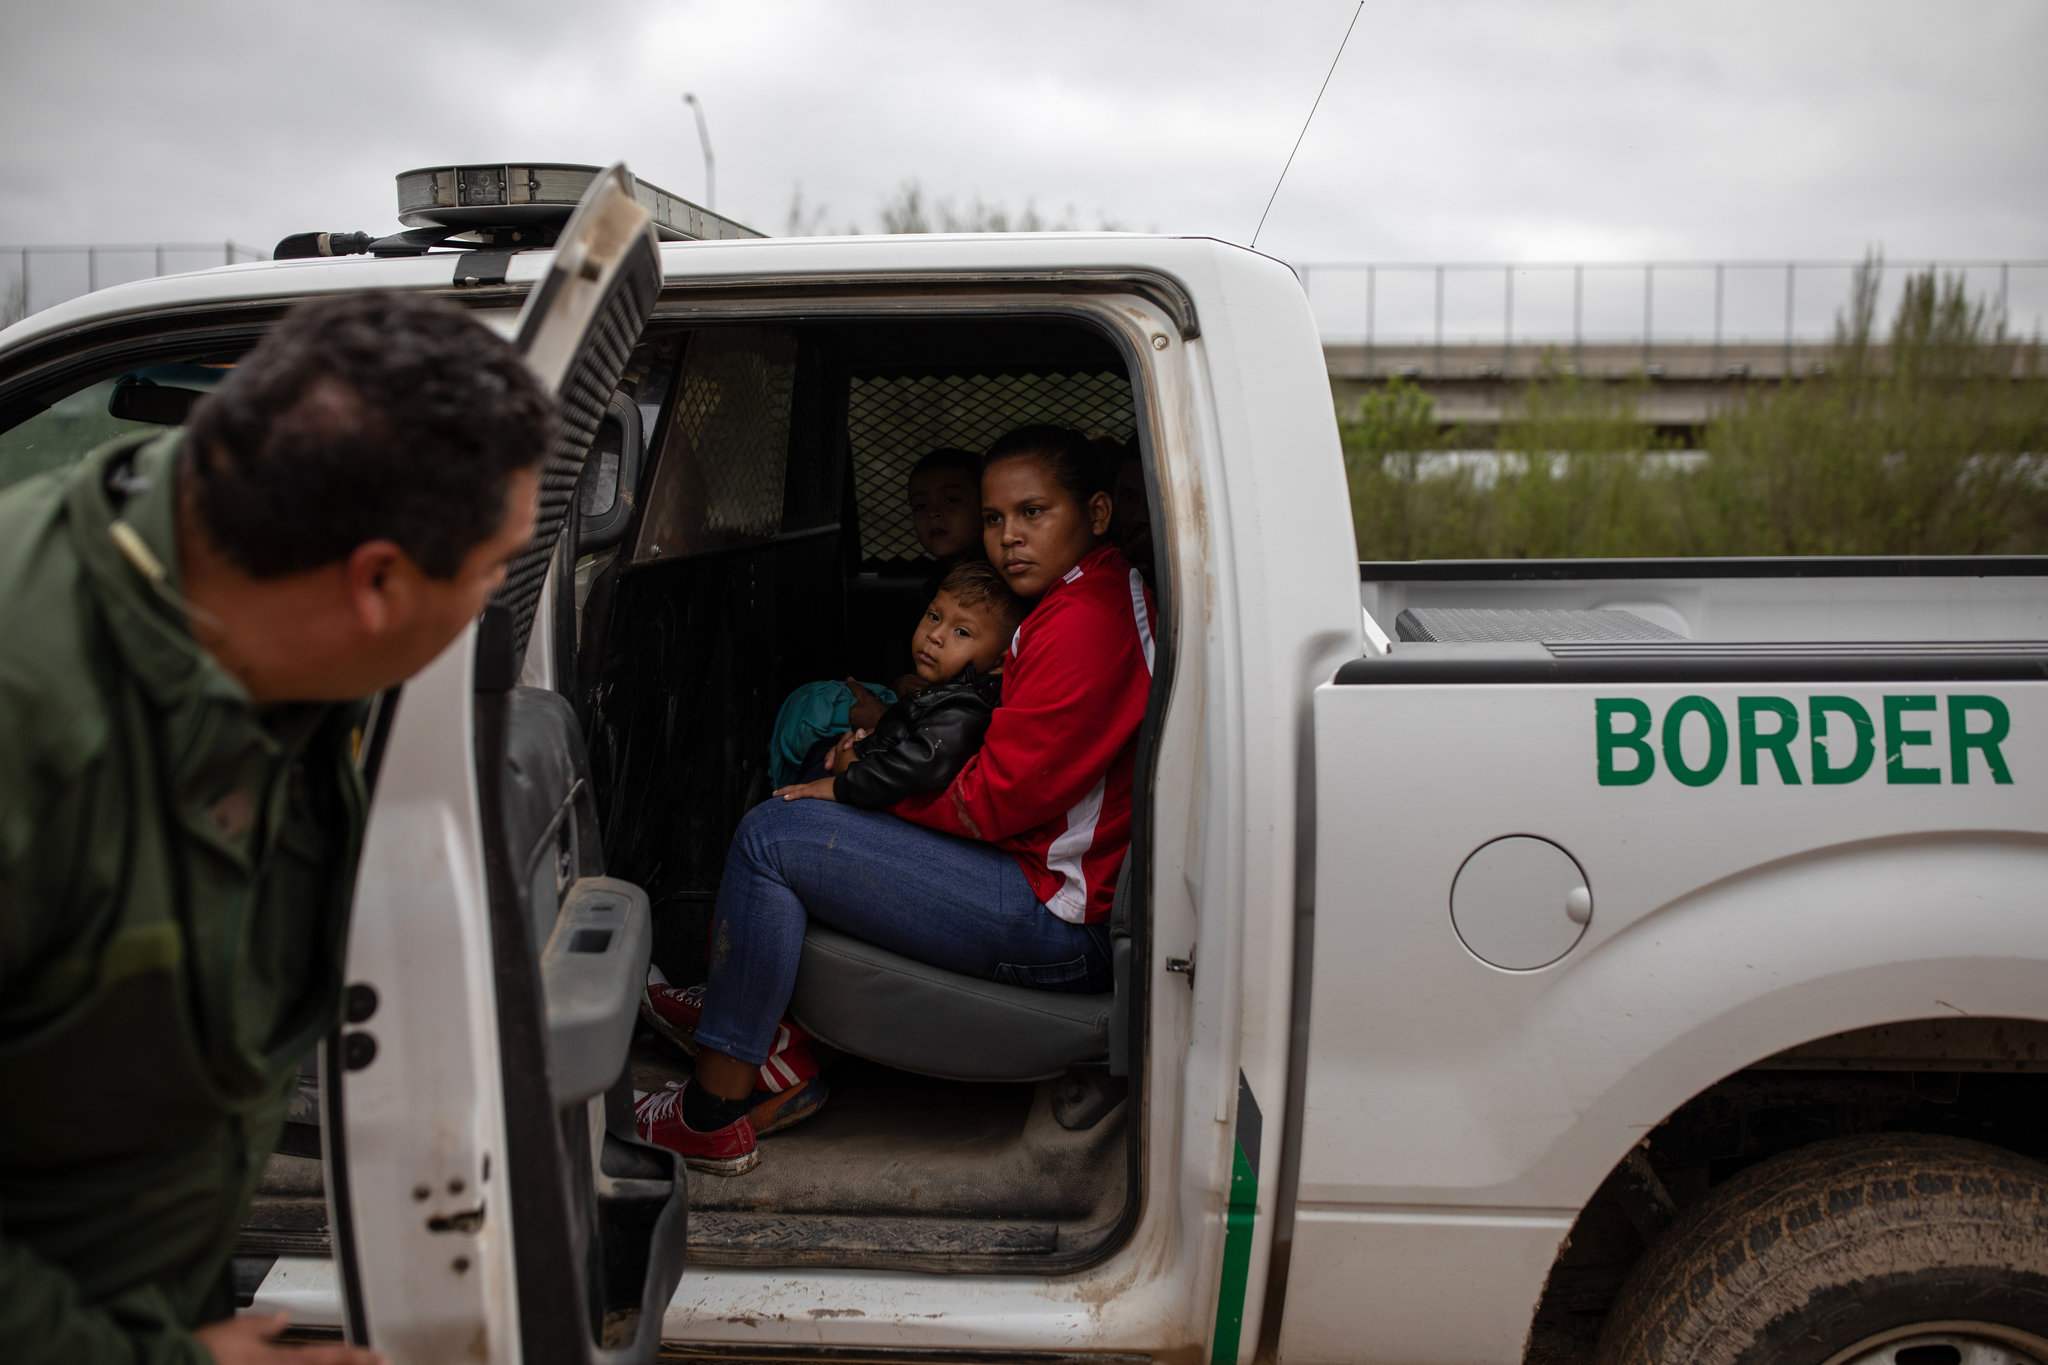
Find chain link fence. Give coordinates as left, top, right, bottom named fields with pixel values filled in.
left=1, top=242, right=270, bottom=327
left=1295, top=258, right=2048, bottom=376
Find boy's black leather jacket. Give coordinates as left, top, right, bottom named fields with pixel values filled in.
left=834, top=665, right=1002, bottom=809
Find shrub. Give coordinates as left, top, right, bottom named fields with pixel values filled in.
left=1341, top=259, right=2048, bottom=560
left=1679, top=260, right=2047, bottom=555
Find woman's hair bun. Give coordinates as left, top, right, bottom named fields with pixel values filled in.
left=984, top=423, right=1112, bottom=504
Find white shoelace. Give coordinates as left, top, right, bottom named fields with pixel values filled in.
left=634, top=1086, right=685, bottom=1124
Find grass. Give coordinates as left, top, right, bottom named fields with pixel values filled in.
left=1342, top=261, right=2048, bottom=560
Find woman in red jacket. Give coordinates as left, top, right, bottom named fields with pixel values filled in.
left=637, top=425, right=1156, bottom=1174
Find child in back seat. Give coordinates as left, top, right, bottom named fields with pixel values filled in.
left=766, top=447, right=985, bottom=784
left=772, top=560, right=1026, bottom=807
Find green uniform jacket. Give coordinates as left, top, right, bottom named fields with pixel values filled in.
left=0, top=432, right=367, bottom=1363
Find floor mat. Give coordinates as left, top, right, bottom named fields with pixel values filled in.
left=630, top=1035, right=1126, bottom=1225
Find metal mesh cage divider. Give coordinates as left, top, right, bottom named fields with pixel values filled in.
left=667, top=328, right=795, bottom=539
left=847, top=369, right=1135, bottom=564
left=630, top=327, right=800, bottom=561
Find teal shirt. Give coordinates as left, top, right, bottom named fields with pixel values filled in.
left=768, top=678, right=897, bottom=787
left=0, top=432, right=367, bottom=1362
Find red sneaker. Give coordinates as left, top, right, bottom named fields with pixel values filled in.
left=640, top=973, right=708, bottom=1056
left=642, top=969, right=823, bottom=1095
left=646, top=1074, right=829, bottom=1141
left=634, top=1083, right=759, bottom=1176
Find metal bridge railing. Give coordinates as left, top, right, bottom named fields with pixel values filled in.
left=2, top=242, right=270, bottom=326
left=1295, top=258, right=2048, bottom=378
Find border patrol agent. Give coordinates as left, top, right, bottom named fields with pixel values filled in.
left=0, top=293, right=550, bottom=1365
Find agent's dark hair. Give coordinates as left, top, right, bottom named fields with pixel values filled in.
left=183, top=291, right=554, bottom=579
left=982, top=423, right=1112, bottom=505
left=938, top=558, right=1028, bottom=637
left=909, top=447, right=981, bottom=484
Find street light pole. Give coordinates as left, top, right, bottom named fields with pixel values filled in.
left=681, top=92, right=716, bottom=211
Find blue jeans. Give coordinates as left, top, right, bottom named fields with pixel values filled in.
left=693, top=799, right=1112, bottom=1066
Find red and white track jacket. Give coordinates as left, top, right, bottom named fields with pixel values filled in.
left=893, top=544, right=1156, bottom=925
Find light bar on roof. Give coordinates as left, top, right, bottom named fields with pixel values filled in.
left=394, top=163, right=763, bottom=241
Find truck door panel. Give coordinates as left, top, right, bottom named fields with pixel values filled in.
left=1283, top=667, right=2048, bottom=1364
left=328, top=165, right=682, bottom=1363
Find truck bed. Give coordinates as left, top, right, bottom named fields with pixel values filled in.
left=1359, top=556, right=2048, bottom=653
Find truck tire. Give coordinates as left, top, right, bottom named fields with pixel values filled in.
left=1594, top=1133, right=2048, bottom=1365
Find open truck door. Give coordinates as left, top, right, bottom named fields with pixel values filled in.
left=322, top=166, right=680, bottom=1364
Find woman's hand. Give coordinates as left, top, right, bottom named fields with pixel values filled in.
left=823, top=729, right=867, bottom=775
left=846, top=678, right=887, bottom=732
left=773, top=777, right=838, bottom=803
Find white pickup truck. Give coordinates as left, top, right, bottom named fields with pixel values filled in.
left=2, top=163, right=2044, bottom=1365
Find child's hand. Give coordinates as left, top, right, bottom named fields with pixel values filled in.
left=774, top=777, right=838, bottom=803
left=846, top=678, right=886, bottom=732
left=892, top=672, right=927, bottom=697
left=823, top=729, right=868, bottom=774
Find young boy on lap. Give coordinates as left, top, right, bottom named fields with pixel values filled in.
left=777, top=559, right=1025, bottom=807
left=767, top=447, right=985, bottom=783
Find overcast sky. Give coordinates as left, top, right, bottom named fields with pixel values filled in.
left=5, top=0, right=2045, bottom=335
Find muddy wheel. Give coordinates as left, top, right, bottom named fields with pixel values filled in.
left=1594, top=1133, right=2048, bottom=1365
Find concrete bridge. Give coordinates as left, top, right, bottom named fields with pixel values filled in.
left=1322, top=338, right=1837, bottom=432
left=1305, top=257, right=2047, bottom=435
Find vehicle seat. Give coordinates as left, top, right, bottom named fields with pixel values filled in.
left=787, top=866, right=1131, bottom=1084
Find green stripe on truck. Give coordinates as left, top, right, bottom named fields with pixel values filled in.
left=1211, top=1072, right=1263, bottom=1365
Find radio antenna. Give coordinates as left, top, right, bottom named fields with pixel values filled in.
left=1250, top=0, right=1365, bottom=250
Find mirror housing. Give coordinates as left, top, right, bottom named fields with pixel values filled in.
left=575, top=393, right=644, bottom=553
